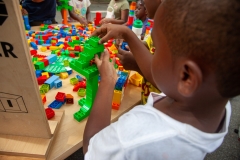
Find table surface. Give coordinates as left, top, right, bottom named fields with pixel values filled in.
left=29, top=25, right=142, bottom=160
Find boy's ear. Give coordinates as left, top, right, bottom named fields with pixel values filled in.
left=177, top=61, right=202, bottom=97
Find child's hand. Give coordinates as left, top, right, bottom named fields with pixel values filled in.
left=99, top=18, right=112, bottom=25
left=78, top=18, right=88, bottom=26
left=117, top=48, right=140, bottom=72
left=91, top=24, right=130, bottom=44
left=95, top=50, right=118, bottom=85
left=21, top=8, right=28, bottom=16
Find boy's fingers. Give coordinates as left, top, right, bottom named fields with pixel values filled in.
left=94, top=54, right=101, bottom=67
left=91, top=26, right=107, bottom=37
left=125, top=45, right=130, bottom=51
left=102, top=50, right=110, bottom=61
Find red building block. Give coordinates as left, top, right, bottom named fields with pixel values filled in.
left=37, top=75, right=47, bottom=85
left=30, top=50, right=37, bottom=56
left=45, top=108, right=55, bottom=120
left=55, top=92, right=66, bottom=102
left=112, top=103, right=120, bottom=110
left=40, top=59, right=49, bottom=67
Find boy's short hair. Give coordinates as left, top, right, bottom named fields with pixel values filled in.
left=160, top=0, right=240, bottom=98
left=138, top=0, right=145, bottom=6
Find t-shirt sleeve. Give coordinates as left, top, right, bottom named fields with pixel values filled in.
left=86, top=0, right=91, bottom=7
left=84, top=121, right=125, bottom=160
left=121, top=1, right=130, bottom=10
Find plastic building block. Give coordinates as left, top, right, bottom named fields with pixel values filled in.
left=48, top=100, right=64, bottom=109
left=112, top=103, right=120, bottom=110
left=34, top=61, right=45, bottom=70
left=77, top=88, right=86, bottom=97
left=41, top=95, right=46, bottom=104
left=30, top=49, right=37, bottom=55
left=129, top=72, right=143, bottom=87
left=94, top=12, right=101, bottom=26
left=60, top=72, right=68, bottom=79
left=41, top=72, right=50, bottom=78
left=121, top=42, right=128, bottom=51
left=30, top=42, right=38, bottom=50
left=37, top=75, right=47, bottom=85
left=40, top=46, right=47, bottom=52
left=76, top=75, right=83, bottom=81
left=54, top=79, right=62, bottom=88
left=40, top=59, right=49, bottom=67
left=63, top=59, right=69, bottom=66
left=88, top=36, right=100, bottom=47
left=55, top=92, right=66, bottom=102
left=35, top=70, right=42, bottom=78
left=23, top=15, right=31, bottom=30
left=112, top=90, right=122, bottom=105
left=70, top=77, right=78, bottom=85
left=45, top=75, right=59, bottom=89
left=66, top=94, right=74, bottom=104
left=40, top=84, right=50, bottom=93
left=45, top=108, right=55, bottom=120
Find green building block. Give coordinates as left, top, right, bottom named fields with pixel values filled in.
left=88, top=36, right=101, bottom=47
left=63, top=60, right=69, bottom=66
left=70, top=77, right=78, bottom=85
left=39, top=88, right=45, bottom=95
left=40, top=84, right=50, bottom=93
left=78, top=88, right=86, bottom=97
left=78, top=98, right=86, bottom=107
left=34, top=61, right=45, bottom=70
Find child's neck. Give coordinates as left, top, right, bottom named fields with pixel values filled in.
left=139, top=15, right=147, bottom=23
left=154, top=94, right=228, bottom=133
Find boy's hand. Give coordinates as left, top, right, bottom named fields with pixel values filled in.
left=117, top=48, right=140, bottom=72
left=21, top=8, right=28, bottom=16
left=95, top=50, right=118, bottom=85
left=91, top=24, right=130, bottom=44
left=99, top=18, right=112, bottom=25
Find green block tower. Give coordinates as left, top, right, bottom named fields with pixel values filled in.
left=70, top=37, right=104, bottom=122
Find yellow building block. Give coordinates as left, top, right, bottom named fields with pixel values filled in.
left=72, top=36, right=77, bottom=40
left=60, top=72, right=68, bottom=79
left=59, top=44, right=64, bottom=49
left=41, top=72, right=50, bottom=78
left=112, top=90, right=122, bottom=105
left=38, top=57, right=43, bottom=61
left=40, top=46, right=47, bottom=52
left=129, top=72, right=143, bottom=87
left=49, top=46, right=59, bottom=51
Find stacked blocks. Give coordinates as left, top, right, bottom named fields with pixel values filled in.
left=70, top=36, right=104, bottom=122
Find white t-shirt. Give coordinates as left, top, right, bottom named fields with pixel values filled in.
left=68, top=0, right=91, bottom=20
left=85, top=93, right=231, bottom=160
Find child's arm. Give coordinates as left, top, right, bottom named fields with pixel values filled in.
left=86, top=7, right=91, bottom=23
left=68, top=10, right=88, bottom=26
left=100, top=9, right=129, bottom=25
left=83, top=50, right=117, bottom=154
left=92, top=24, right=156, bottom=87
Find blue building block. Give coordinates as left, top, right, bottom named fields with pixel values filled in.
left=45, top=54, right=57, bottom=64
left=48, top=100, right=64, bottom=109
left=28, top=30, right=35, bottom=36
left=23, top=15, right=31, bottom=30
left=76, top=75, right=83, bottom=82
left=121, top=42, right=128, bottom=51
left=30, top=42, right=38, bottom=50
left=44, top=75, right=59, bottom=89
left=42, top=44, right=51, bottom=47
left=54, top=79, right=62, bottom=88
left=35, top=70, right=43, bottom=78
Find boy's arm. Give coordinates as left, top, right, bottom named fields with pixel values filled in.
left=68, top=10, right=88, bottom=26
left=92, top=24, right=156, bottom=86
left=83, top=50, right=118, bottom=154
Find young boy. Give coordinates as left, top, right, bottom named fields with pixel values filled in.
left=135, top=0, right=148, bottom=40
left=84, top=0, right=239, bottom=159
left=22, top=0, right=58, bottom=26
left=68, top=0, right=91, bottom=26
